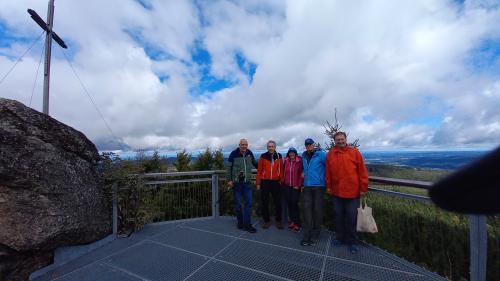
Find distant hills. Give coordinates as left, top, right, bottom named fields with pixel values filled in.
left=109, top=149, right=487, bottom=171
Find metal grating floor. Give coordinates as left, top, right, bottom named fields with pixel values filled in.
left=32, top=216, right=448, bottom=281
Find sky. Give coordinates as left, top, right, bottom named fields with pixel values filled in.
left=1, top=0, right=499, bottom=153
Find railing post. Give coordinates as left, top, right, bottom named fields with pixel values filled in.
left=211, top=172, right=219, bottom=218
left=469, top=214, right=487, bottom=281
left=112, top=182, right=118, bottom=235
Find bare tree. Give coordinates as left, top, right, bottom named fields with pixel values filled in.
left=324, top=108, right=359, bottom=149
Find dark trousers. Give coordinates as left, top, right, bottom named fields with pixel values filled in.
left=302, top=187, right=324, bottom=241
left=261, top=180, right=282, bottom=223
left=281, top=185, right=289, bottom=222
left=284, top=185, right=301, bottom=225
left=233, top=182, right=253, bottom=226
left=333, top=196, right=360, bottom=244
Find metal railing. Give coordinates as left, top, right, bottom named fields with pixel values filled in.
left=367, top=176, right=492, bottom=281
left=112, top=171, right=224, bottom=234
left=141, top=170, right=222, bottom=218
left=111, top=171, right=497, bottom=281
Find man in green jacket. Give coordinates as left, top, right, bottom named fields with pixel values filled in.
left=227, top=139, right=258, bottom=233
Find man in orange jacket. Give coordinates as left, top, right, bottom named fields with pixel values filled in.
left=257, top=140, right=285, bottom=229
left=325, top=132, right=369, bottom=253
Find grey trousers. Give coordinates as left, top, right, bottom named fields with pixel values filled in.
left=302, top=187, right=325, bottom=241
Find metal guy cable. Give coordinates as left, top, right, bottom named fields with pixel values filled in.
left=0, top=31, right=45, bottom=85
left=60, top=48, right=121, bottom=144
left=29, top=42, right=46, bottom=106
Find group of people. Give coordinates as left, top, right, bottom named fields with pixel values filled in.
left=226, top=132, right=369, bottom=253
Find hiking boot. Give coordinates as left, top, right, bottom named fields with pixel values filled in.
left=332, top=239, right=343, bottom=247
left=262, top=221, right=272, bottom=229
left=300, top=239, right=312, bottom=246
left=288, top=221, right=294, bottom=229
left=276, top=222, right=284, bottom=230
left=291, top=224, right=301, bottom=233
left=349, top=244, right=359, bottom=253
left=244, top=225, right=257, bottom=233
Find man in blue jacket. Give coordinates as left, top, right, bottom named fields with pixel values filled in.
left=301, top=138, right=327, bottom=246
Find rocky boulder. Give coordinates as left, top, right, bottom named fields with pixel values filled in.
left=0, top=98, right=111, bottom=280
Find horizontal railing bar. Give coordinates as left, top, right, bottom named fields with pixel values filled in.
left=140, top=170, right=225, bottom=178
left=368, top=186, right=431, bottom=203
left=139, top=172, right=433, bottom=188
left=369, top=176, right=432, bottom=189
left=144, top=178, right=212, bottom=185
left=133, top=171, right=436, bottom=200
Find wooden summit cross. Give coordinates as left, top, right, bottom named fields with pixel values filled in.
left=27, top=0, right=67, bottom=115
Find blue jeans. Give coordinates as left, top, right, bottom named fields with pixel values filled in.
left=233, top=182, right=253, bottom=226
left=333, top=196, right=360, bottom=244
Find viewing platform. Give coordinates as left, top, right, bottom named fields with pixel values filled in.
left=32, top=216, right=447, bottom=281
left=28, top=170, right=497, bottom=281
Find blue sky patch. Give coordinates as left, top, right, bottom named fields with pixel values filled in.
left=124, top=28, right=173, bottom=61
left=135, top=0, right=153, bottom=10
left=235, top=52, right=256, bottom=84
left=466, top=38, right=500, bottom=71
left=197, top=75, right=234, bottom=94
left=402, top=116, right=443, bottom=128
left=158, top=74, right=169, bottom=83
left=362, top=114, right=376, bottom=123
left=190, top=43, right=235, bottom=95
left=191, top=43, right=211, bottom=65
left=0, top=21, right=49, bottom=62
left=0, top=19, right=74, bottom=63
left=0, top=21, right=33, bottom=48
left=416, top=95, right=446, bottom=128
left=393, top=95, right=447, bottom=129
left=188, top=50, right=256, bottom=95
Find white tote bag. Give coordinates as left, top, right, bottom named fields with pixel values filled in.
left=356, top=197, right=378, bottom=233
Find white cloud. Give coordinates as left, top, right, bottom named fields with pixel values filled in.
left=0, top=0, right=499, bottom=152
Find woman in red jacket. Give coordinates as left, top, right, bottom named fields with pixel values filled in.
left=282, top=147, right=303, bottom=232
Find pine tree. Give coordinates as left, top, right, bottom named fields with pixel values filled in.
left=99, top=151, right=122, bottom=180
left=143, top=149, right=162, bottom=173
left=192, top=148, right=214, bottom=171
left=173, top=149, right=192, bottom=171
left=213, top=147, right=225, bottom=170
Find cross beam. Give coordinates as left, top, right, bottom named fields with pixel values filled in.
left=27, top=0, right=67, bottom=115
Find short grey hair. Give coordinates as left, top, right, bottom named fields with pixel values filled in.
left=267, top=140, right=276, bottom=146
